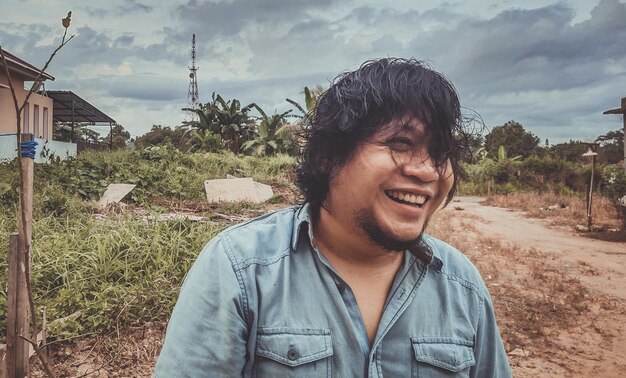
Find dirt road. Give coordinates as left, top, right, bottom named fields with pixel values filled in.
left=433, top=196, right=626, bottom=377
left=451, top=196, right=626, bottom=299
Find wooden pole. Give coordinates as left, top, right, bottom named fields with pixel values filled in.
left=587, top=154, right=596, bottom=228
left=622, top=97, right=625, bottom=173
left=16, top=133, right=34, bottom=377
left=7, top=232, right=28, bottom=378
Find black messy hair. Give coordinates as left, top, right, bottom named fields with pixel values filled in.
left=296, top=57, right=465, bottom=210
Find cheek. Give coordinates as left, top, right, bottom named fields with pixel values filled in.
left=442, top=169, right=454, bottom=194
left=433, top=164, right=454, bottom=205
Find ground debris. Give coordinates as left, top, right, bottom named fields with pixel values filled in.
left=509, top=348, right=530, bottom=357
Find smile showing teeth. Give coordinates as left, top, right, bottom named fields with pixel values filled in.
left=385, top=190, right=428, bottom=206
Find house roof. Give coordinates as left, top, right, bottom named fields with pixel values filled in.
left=604, top=108, right=626, bottom=115
left=603, top=97, right=626, bottom=115
left=46, top=90, right=116, bottom=124
left=0, top=48, right=55, bottom=81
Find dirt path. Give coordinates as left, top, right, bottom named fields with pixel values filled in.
left=435, top=196, right=626, bottom=377
left=450, top=196, right=626, bottom=299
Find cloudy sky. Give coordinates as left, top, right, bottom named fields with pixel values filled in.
left=1, top=0, right=625, bottom=143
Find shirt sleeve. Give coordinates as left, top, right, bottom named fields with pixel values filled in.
left=154, top=235, right=249, bottom=378
left=471, top=288, right=512, bottom=377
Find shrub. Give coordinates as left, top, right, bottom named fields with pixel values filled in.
left=600, top=166, right=626, bottom=227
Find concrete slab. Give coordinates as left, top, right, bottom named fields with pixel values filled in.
left=204, top=177, right=273, bottom=203
left=97, top=183, right=136, bottom=209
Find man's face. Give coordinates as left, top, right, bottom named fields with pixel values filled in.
left=324, top=117, right=454, bottom=252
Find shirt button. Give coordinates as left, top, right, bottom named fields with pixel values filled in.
left=287, top=346, right=299, bottom=361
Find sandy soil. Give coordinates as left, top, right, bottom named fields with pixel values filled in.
left=32, top=196, right=626, bottom=377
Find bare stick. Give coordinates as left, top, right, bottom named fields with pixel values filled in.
left=19, top=335, right=56, bottom=378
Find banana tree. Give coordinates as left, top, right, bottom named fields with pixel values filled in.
left=242, top=105, right=291, bottom=156
left=189, top=129, right=224, bottom=152
left=286, top=85, right=325, bottom=122
left=183, top=92, right=256, bottom=153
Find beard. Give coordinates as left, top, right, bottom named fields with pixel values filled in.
left=354, top=208, right=427, bottom=253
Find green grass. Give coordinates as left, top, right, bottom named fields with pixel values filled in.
left=0, top=211, right=228, bottom=339
left=0, top=146, right=297, bottom=209
left=0, top=147, right=297, bottom=340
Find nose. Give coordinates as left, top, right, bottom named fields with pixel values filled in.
left=400, top=150, right=440, bottom=182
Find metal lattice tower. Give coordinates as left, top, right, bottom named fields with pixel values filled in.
left=187, top=34, right=199, bottom=110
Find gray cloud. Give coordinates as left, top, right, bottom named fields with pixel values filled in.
left=121, top=0, right=154, bottom=13
left=107, top=79, right=182, bottom=102
left=113, top=34, right=135, bottom=48
left=83, top=7, right=109, bottom=18
left=411, top=0, right=626, bottom=94
left=174, top=0, right=338, bottom=37
left=84, top=0, right=154, bottom=17
left=378, top=0, right=626, bottom=140
left=3, top=0, right=624, bottom=142
left=0, top=22, right=55, bottom=62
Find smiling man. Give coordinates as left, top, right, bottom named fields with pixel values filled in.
left=155, top=58, right=511, bottom=377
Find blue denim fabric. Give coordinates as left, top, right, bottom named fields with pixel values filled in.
left=154, top=204, right=511, bottom=377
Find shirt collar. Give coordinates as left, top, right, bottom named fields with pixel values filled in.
left=290, top=203, right=443, bottom=270
left=290, top=203, right=312, bottom=252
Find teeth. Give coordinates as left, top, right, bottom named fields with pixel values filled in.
left=386, top=190, right=427, bottom=206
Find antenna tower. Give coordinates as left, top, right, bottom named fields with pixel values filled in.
left=187, top=34, right=199, bottom=110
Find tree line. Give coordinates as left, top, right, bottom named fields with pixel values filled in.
left=52, top=87, right=325, bottom=156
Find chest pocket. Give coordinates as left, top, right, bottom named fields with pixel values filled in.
left=411, top=337, right=475, bottom=377
left=254, top=328, right=333, bottom=378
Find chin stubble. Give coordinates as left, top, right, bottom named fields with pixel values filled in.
left=354, top=208, right=427, bottom=253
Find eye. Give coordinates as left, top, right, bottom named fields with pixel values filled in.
left=385, top=138, right=413, bottom=152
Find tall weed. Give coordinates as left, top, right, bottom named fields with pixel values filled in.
left=0, top=211, right=226, bottom=339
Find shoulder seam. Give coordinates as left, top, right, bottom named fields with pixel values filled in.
left=237, top=247, right=293, bottom=270
left=423, top=236, right=488, bottom=298
left=221, top=227, right=293, bottom=271
left=221, top=207, right=298, bottom=235
left=437, top=270, right=485, bottom=297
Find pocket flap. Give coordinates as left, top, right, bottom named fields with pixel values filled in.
left=411, top=337, right=475, bottom=372
left=256, top=328, right=333, bottom=367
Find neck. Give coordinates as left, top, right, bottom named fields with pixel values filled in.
left=313, top=205, right=404, bottom=271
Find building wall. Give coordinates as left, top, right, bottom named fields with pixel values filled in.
left=0, top=71, right=54, bottom=140
left=0, top=134, right=76, bottom=163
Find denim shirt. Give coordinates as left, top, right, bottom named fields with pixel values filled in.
left=155, top=204, right=511, bottom=377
